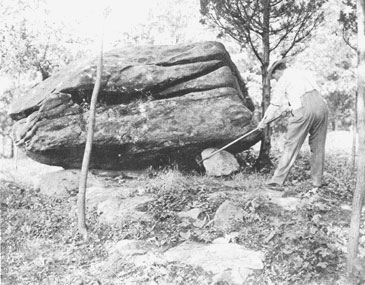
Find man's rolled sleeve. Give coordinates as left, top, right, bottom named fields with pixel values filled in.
left=270, top=79, right=286, bottom=107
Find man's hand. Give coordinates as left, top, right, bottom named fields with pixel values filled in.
left=257, top=120, right=267, bottom=130
left=281, top=108, right=293, bottom=117
left=257, top=104, right=282, bottom=130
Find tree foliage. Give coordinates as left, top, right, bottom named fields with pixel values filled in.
left=0, top=0, right=93, bottom=155
left=0, top=89, right=12, bottom=136
left=200, top=0, right=327, bottom=62
left=294, top=1, right=357, bottom=130
left=339, top=0, right=357, bottom=50
left=0, top=0, right=91, bottom=80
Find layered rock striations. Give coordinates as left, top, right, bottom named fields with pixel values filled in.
left=9, top=41, right=261, bottom=170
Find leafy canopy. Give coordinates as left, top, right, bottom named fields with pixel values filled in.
left=201, top=0, right=328, bottom=63
left=338, top=0, right=357, bottom=50
left=0, top=0, right=92, bottom=80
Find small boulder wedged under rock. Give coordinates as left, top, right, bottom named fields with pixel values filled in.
left=201, top=148, right=240, bottom=176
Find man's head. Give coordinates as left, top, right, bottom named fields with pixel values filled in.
left=269, top=59, right=287, bottom=81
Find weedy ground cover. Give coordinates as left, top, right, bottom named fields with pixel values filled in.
left=1, top=131, right=364, bottom=284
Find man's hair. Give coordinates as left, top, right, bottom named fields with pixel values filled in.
left=271, top=61, right=287, bottom=74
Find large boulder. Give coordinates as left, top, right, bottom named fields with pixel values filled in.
left=9, top=41, right=261, bottom=170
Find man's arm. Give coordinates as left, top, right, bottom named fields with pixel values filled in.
left=257, top=104, right=281, bottom=130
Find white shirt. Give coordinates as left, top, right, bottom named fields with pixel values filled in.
left=270, top=68, right=320, bottom=111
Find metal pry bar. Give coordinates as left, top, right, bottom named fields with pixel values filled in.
left=197, top=113, right=285, bottom=164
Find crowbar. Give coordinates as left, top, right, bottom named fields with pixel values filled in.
left=197, top=113, right=285, bottom=165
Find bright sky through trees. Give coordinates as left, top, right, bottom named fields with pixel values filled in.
left=47, top=0, right=156, bottom=49
left=45, top=0, right=207, bottom=51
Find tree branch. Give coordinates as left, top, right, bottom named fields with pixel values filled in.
left=246, top=29, right=263, bottom=64
left=237, top=0, right=263, bottom=33
left=342, top=26, right=357, bottom=51
left=271, top=0, right=284, bottom=7
left=280, top=13, right=319, bottom=57
left=270, top=7, right=319, bottom=55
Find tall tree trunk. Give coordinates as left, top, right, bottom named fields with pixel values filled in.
left=347, top=0, right=365, bottom=279
left=38, top=63, right=50, bottom=81
left=14, top=141, right=18, bottom=170
left=1, top=135, right=4, bottom=158
left=257, top=0, right=272, bottom=168
left=9, top=137, right=14, bottom=158
left=352, top=91, right=358, bottom=169
left=77, top=12, right=106, bottom=241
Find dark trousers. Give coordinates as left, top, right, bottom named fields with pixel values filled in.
left=270, top=90, right=329, bottom=187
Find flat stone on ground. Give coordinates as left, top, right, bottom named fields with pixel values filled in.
left=38, top=169, right=105, bottom=197
left=97, top=196, right=154, bottom=224
left=163, top=241, right=264, bottom=284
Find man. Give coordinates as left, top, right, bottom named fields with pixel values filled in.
left=258, top=59, right=329, bottom=191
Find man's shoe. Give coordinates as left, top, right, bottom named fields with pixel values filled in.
left=265, top=182, right=284, bottom=191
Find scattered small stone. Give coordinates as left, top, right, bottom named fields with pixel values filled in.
left=270, top=196, right=300, bottom=211
left=341, top=204, right=365, bottom=214
left=213, top=232, right=239, bottom=244
left=106, top=239, right=165, bottom=269
left=212, top=237, right=228, bottom=244
left=214, top=200, right=245, bottom=233
left=111, top=240, right=149, bottom=256
left=177, top=208, right=202, bottom=220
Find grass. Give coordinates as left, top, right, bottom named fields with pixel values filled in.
left=1, top=130, right=364, bottom=284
